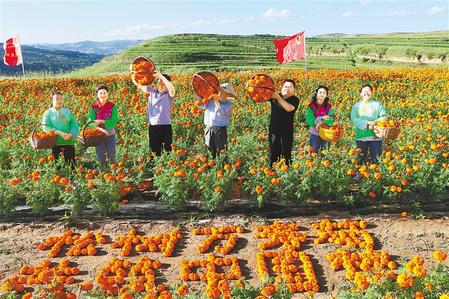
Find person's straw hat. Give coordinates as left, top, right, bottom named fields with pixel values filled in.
left=219, top=83, right=236, bottom=98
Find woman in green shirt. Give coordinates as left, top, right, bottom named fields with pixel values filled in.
left=88, top=85, right=119, bottom=168
left=42, top=91, right=79, bottom=164
left=350, top=84, right=386, bottom=165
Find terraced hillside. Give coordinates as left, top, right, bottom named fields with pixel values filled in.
left=72, top=31, right=449, bottom=76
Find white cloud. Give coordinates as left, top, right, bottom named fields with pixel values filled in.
left=425, top=6, right=446, bottom=16
left=190, top=18, right=237, bottom=26
left=191, top=19, right=212, bottom=26
left=261, top=9, right=293, bottom=18
left=372, top=10, right=415, bottom=17
left=105, top=24, right=177, bottom=37
left=360, top=0, right=371, bottom=5
left=342, top=11, right=359, bottom=17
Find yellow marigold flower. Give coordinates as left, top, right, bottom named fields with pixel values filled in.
left=433, top=250, right=447, bottom=263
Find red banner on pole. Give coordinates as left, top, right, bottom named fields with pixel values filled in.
left=273, top=31, right=305, bottom=64
left=3, top=35, right=23, bottom=67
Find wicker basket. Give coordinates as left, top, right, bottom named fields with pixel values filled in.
left=192, top=71, right=220, bottom=100
left=373, top=115, right=401, bottom=141
left=318, top=116, right=344, bottom=143
left=79, top=121, right=106, bottom=147
left=29, top=123, right=57, bottom=149
left=246, top=74, right=275, bottom=103
left=130, top=56, right=156, bottom=85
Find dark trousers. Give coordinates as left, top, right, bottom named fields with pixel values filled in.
left=356, top=140, right=382, bottom=164
left=52, top=145, right=75, bottom=164
left=269, top=132, right=293, bottom=166
left=149, top=124, right=172, bottom=156
left=95, top=134, right=116, bottom=168
left=310, top=134, right=329, bottom=153
left=205, top=126, right=228, bottom=159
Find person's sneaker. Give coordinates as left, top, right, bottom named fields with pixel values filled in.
left=353, top=172, right=363, bottom=181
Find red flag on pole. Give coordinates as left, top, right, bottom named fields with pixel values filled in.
left=3, top=35, right=23, bottom=67
left=273, top=31, right=305, bottom=64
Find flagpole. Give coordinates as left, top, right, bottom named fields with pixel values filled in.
left=17, top=33, right=25, bottom=77
left=21, top=59, right=25, bottom=77
left=18, top=34, right=25, bottom=77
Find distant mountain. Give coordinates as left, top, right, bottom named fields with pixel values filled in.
left=29, top=40, right=143, bottom=56
left=0, top=45, right=104, bottom=76
left=315, top=30, right=449, bottom=38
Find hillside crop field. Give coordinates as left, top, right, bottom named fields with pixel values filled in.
left=0, top=67, right=449, bottom=298
left=72, top=32, right=449, bottom=76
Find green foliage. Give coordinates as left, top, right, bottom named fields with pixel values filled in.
left=152, top=152, right=194, bottom=211
left=196, top=157, right=237, bottom=212
left=60, top=180, right=92, bottom=217
left=337, top=262, right=449, bottom=299
left=0, top=180, right=19, bottom=216
left=89, top=179, right=120, bottom=216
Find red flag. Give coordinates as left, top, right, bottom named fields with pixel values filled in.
left=3, top=35, right=23, bottom=66
left=273, top=31, right=305, bottom=64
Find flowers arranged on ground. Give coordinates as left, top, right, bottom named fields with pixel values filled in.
left=1, top=220, right=448, bottom=298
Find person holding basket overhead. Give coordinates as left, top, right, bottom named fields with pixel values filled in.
left=305, top=85, right=335, bottom=153
left=132, top=71, right=175, bottom=156
left=268, top=79, right=299, bottom=167
left=89, top=85, right=119, bottom=169
left=200, top=83, right=235, bottom=159
left=351, top=84, right=386, bottom=166
left=42, top=91, right=79, bottom=165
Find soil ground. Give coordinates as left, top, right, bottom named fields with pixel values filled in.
left=1, top=196, right=448, bottom=298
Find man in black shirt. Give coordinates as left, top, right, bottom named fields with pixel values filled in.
left=269, top=79, right=299, bottom=166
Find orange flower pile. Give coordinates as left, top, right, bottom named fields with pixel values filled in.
left=66, top=231, right=107, bottom=256
left=255, top=221, right=307, bottom=251
left=311, top=219, right=374, bottom=250
left=260, top=284, right=277, bottom=297
left=37, top=229, right=106, bottom=258
left=193, top=72, right=219, bottom=100
left=33, top=131, right=56, bottom=139
left=376, top=119, right=400, bottom=128
left=95, top=256, right=165, bottom=297
left=180, top=254, right=242, bottom=299
left=81, top=128, right=104, bottom=137
left=1, top=259, right=80, bottom=294
left=396, top=273, right=415, bottom=289
left=256, top=250, right=319, bottom=294
left=131, top=59, right=154, bottom=85
left=405, top=256, right=427, bottom=278
left=111, top=227, right=182, bottom=257
left=246, top=74, right=274, bottom=103
left=325, top=248, right=396, bottom=289
left=315, top=219, right=402, bottom=291
left=192, top=225, right=245, bottom=255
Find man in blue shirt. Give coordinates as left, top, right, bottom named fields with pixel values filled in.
left=200, top=83, right=234, bottom=158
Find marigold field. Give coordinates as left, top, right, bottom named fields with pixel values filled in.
left=0, top=67, right=448, bottom=298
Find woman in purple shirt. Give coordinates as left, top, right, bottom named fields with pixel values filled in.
left=133, top=71, right=176, bottom=156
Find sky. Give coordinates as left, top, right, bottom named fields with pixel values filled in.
left=0, top=0, right=448, bottom=44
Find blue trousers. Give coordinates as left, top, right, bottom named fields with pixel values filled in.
left=95, top=134, right=116, bottom=168
left=356, top=140, right=382, bottom=164
left=310, top=134, right=329, bottom=153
